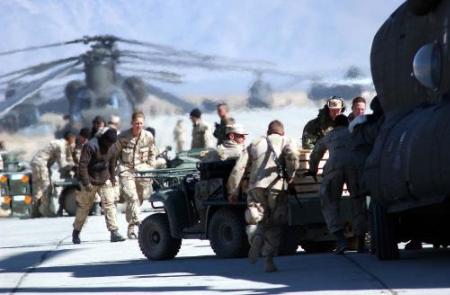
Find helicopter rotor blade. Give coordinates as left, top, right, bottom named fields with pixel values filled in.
left=0, top=38, right=89, bottom=57
left=116, top=39, right=274, bottom=67
left=0, top=60, right=82, bottom=118
left=0, top=56, right=81, bottom=83
left=118, top=65, right=183, bottom=79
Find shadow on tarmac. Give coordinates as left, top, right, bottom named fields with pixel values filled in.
left=1, top=248, right=450, bottom=293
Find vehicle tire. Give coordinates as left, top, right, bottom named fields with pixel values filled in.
left=209, top=208, right=250, bottom=258
left=300, top=241, right=336, bottom=253
left=372, top=200, right=399, bottom=260
left=138, top=213, right=181, bottom=260
left=279, top=226, right=300, bottom=256
left=62, top=187, right=78, bottom=216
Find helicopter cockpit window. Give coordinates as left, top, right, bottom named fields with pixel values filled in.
left=413, top=42, right=442, bottom=90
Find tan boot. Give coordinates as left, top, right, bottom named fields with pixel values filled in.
left=264, top=256, right=278, bottom=273
left=127, top=224, right=137, bottom=239
left=248, top=235, right=263, bottom=264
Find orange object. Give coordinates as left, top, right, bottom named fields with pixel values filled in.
left=21, top=175, right=30, bottom=184
left=2, top=196, right=12, bottom=204
left=24, top=195, right=33, bottom=205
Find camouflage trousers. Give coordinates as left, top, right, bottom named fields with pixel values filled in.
left=73, top=180, right=119, bottom=232
left=120, top=176, right=152, bottom=226
left=320, top=167, right=368, bottom=235
left=31, top=160, right=54, bottom=217
left=246, top=188, right=288, bottom=257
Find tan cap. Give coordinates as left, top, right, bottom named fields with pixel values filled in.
left=327, top=97, right=344, bottom=109
left=226, top=123, right=248, bottom=135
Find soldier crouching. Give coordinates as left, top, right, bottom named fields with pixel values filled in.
left=72, top=128, right=126, bottom=244
left=227, top=120, right=299, bottom=272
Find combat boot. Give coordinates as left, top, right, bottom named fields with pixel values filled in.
left=264, top=256, right=278, bottom=273
left=248, top=234, right=263, bottom=264
left=334, top=230, right=348, bottom=254
left=127, top=224, right=138, bottom=239
left=110, top=230, right=126, bottom=242
left=72, top=230, right=81, bottom=244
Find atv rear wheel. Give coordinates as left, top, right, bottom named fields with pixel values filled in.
left=209, top=208, right=249, bottom=258
left=139, top=213, right=182, bottom=260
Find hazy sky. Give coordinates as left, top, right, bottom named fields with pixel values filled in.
left=0, top=0, right=404, bottom=95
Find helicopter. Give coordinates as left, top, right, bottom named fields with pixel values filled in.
left=363, top=0, right=450, bottom=260
left=0, top=35, right=304, bottom=132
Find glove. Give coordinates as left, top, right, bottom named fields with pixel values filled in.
left=303, top=170, right=318, bottom=183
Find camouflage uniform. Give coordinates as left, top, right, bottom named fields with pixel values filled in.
left=202, top=139, right=244, bottom=162
left=302, top=108, right=335, bottom=149
left=191, top=120, right=214, bottom=149
left=31, top=139, right=75, bottom=217
left=116, top=129, right=156, bottom=227
left=213, top=117, right=235, bottom=146
left=173, top=120, right=186, bottom=152
left=73, top=137, right=119, bottom=232
left=228, top=134, right=299, bottom=257
left=309, top=126, right=367, bottom=236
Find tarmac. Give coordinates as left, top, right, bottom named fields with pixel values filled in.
left=1, top=213, right=450, bottom=295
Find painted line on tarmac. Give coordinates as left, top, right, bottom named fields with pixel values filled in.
left=342, top=254, right=398, bottom=295
left=9, top=235, right=70, bottom=295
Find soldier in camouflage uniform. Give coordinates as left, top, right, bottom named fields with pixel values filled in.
left=228, top=120, right=299, bottom=272
left=307, top=114, right=367, bottom=254
left=203, top=124, right=247, bottom=162
left=72, top=128, right=126, bottom=244
left=190, top=108, right=214, bottom=149
left=302, top=96, right=346, bottom=149
left=213, top=103, right=236, bottom=146
left=31, top=131, right=76, bottom=217
left=173, top=119, right=186, bottom=152
left=116, top=111, right=156, bottom=239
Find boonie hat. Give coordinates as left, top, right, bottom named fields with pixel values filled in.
left=226, top=124, right=248, bottom=135
left=327, top=96, right=344, bottom=109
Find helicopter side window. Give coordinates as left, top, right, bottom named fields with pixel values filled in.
left=413, top=42, right=442, bottom=91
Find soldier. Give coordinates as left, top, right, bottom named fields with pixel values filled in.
left=348, top=96, right=366, bottom=122
left=213, top=103, right=235, bottom=146
left=72, top=128, right=126, bottom=244
left=31, top=131, right=76, bottom=217
left=227, top=120, right=299, bottom=272
left=349, top=96, right=384, bottom=252
left=203, top=124, right=248, bottom=162
left=173, top=119, right=186, bottom=152
left=306, top=114, right=367, bottom=254
left=302, top=96, right=346, bottom=149
left=116, top=111, right=156, bottom=239
left=190, top=108, right=214, bottom=149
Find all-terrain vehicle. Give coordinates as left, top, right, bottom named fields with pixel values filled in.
left=138, top=150, right=356, bottom=260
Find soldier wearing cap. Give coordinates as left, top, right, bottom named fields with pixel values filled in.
left=227, top=120, right=299, bottom=272
left=203, top=123, right=248, bottom=162
left=213, top=103, right=236, bottom=146
left=302, top=96, right=346, bottom=149
left=31, top=131, right=77, bottom=217
left=190, top=108, right=214, bottom=149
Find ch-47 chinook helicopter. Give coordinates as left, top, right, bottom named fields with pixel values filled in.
left=365, top=0, right=450, bottom=260
left=0, top=35, right=304, bottom=132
